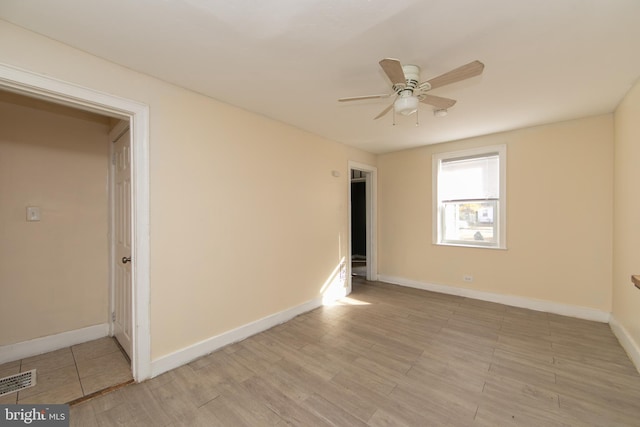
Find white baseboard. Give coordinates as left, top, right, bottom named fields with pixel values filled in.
left=150, top=297, right=323, bottom=378
left=378, top=275, right=611, bottom=323
left=609, top=315, right=640, bottom=374
left=0, top=323, right=110, bottom=364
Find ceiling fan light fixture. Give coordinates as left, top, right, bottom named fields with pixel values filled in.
left=394, top=95, right=419, bottom=116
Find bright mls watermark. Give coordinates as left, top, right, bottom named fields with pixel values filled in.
left=1, top=405, right=68, bottom=426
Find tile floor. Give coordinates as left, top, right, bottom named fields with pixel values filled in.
left=0, top=337, right=132, bottom=405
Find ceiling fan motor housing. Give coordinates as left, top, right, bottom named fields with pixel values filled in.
left=401, top=65, right=420, bottom=90
left=394, top=65, right=421, bottom=115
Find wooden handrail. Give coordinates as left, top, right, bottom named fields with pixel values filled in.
left=633, top=275, right=640, bottom=290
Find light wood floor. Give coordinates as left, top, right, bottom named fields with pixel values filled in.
left=70, top=278, right=640, bottom=426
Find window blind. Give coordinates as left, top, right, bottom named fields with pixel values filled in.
left=440, top=153, right=499, bottom=201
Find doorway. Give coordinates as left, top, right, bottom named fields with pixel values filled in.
left=348, top=161, right=377, bottom=289
left=351, top=170, right=367, bottom=277
left=0, top=63, right=151, bottom=381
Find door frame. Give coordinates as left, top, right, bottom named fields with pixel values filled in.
left=348, top=161, right=378, bottom=290
left=0, top=63, right=151, bottom=381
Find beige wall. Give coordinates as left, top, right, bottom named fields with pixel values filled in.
left=0, top=20, right=376, bottom=359
left=613, top=79, right=640, bottom=352
left=378, top=115, right=614, bottom=311
left=0, top=92, right=110, bottom=345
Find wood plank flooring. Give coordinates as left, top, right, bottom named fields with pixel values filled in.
left=70, top=278, right=640, bottom=426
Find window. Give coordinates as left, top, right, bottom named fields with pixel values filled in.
left=433, top=145, right=506, bottom=249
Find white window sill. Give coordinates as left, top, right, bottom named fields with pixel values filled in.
left=435, top=242, right=507, bottom=250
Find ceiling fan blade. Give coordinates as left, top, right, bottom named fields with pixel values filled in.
left=426, top=60, right=484, bottom=90
left=420, top=94, right=457, bottom=109
left=374, top=103, right=394, bottom=120
left=338, top=94, right=391, bottom=102
left=379, top=58, right=406, bottom=86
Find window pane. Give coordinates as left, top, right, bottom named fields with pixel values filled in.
left=440, top=154, right=499, bottom=200
left=442, top=201, right=497, bottom=245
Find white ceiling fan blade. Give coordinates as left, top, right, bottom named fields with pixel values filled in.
left=420, top=94, right=457, bottom=109
left=379, top=58, right=406, bottom=86
left=338, top=94, right=391, bottom=102
left=427, top=60, right=485, bottom=90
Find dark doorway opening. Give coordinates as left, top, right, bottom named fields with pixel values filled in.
left=351, top=170, right=367, bottom=277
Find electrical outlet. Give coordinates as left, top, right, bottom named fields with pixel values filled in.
left=463, top=275, right=473, bottom=282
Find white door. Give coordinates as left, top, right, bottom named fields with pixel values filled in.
left=113, top=128, right=133, bottom=358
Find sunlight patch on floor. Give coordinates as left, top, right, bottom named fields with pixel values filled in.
left=324, top=296, right=371, bottom=306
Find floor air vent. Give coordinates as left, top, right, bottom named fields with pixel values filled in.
left=0, top=369, right=37, bottom=397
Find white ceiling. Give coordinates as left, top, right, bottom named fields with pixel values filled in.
left=2, top=0, right=640, bottom=153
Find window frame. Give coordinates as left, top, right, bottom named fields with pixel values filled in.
left=432, top=145, right=507, bottom=249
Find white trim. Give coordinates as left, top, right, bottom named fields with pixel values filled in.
left=348, top=161, right=378, bottom=287
left=131, top=106, right=151, bottom=382
left=0, top=62, right=152, bottom=382
left=109, top=120, right=130, bottom=143
left=378, top=274, right=610, bottom=323
left=0, top=324, right=109, bottom=365
left=151, top=297, right=322, bottom=378
left=610, top=315, right=640, bottom=374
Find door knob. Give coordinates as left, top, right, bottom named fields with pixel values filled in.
left=122, top=256, right=131, bottom=264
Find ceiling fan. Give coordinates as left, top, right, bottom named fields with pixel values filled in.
left=338, top=59, right=484, bottom=120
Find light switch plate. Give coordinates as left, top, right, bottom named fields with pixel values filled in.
left=26, top=206, right=41, bottom=222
